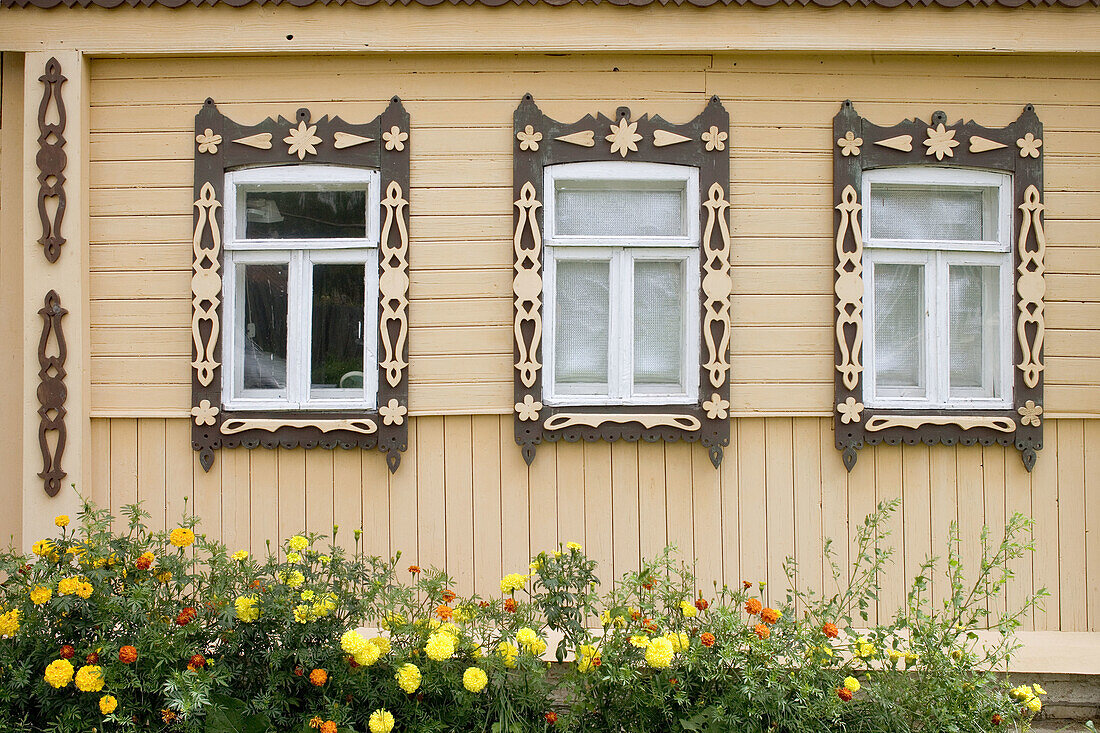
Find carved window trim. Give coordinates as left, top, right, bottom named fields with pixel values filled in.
left=512, top=95, right=731, bottom=468
left=192, top=98, right=410, bottom=473
left=832, top=101, right=1044, bottom=471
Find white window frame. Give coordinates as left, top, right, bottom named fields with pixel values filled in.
left=862, top=166, right=1013, bottom=410
left=543, top=161, right=701, bottom=406
left=222, top=165, right=380, bottom=411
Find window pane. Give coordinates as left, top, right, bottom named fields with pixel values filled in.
left=244, top=189, right=367, bottom=239
left=634, top=260, right=683, bottom=387
left=241, top=264, right=289, bottom=390
left=869, top=185, right=995, bottom=242
left=311, top=263, right=366, bottom=394
left=873, top=263, right=924, bottom=392
left=555, top=260, right=610, bottom=388
left=555, top=186, right=684, bottom=238
left=949, top=265, right=1000, bottom=397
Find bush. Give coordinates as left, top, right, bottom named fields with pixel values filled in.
left=0, top=494, right=1048, bottom=733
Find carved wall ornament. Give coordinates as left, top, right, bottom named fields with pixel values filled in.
left=513, top=95, right=730, bottom=467
left=192, top=98, right=411, bottom=473
left=37, top=57, right=67, bottom=263
left=37, top=290, right=68, bottom=497
left=517, top=125, right=542, bottom=151
left=831, top=101, right=1044, bottom=471
left=837, top=131, right=862, bottom=156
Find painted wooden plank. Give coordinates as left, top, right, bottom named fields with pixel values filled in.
left=819, top=420, right=848, bottom=598
left=277, top=449, right=307, bottom=554
left=192, top=443, right=222, bottom=544
left=109, top=419, right=138, bottom=530
left=763, top=418, right=795, bottom=602
left=1031, top=421, right=1060, bottom=631
left=88, top=419, right=111, bottom=510
left=873, top=446, right=905, bottom=621
left=610, top=441, right=641, bottom=581
left=499, top=415, right=531, bottom=581
left=471, top=415, right=503, bottom=598
left=219, top=444, right=250, bottom=554
left=737, top=420, right=767, bottom=596
left=248, top=449, right=279, bottom=556
left=386, top=425, right=416, bottom=565
left=791, top=419, right=823, bottom=604
left=901, top=443, right=932, bottom=615
left=638, top=442, right=668, bottom=563
left=305, top=449, right=335, bottom=543
left=956, top=445, right=986, bottom=622
left=134, top=417, right=166, bottom=532
left=583, top=441, right=614, bottom=598
left=1056, top=420, right=1087, bottom=631
left=1085, top=421, right=1100, bottom=632
left=982, top=445, right=1007, bottom=620
left=929, top=445, right=958, bottom=613
left=416, top=417, right=447, bottom=573
left=665, top=441, right=695, bottom=572
left=720, top=423, right=741, bottom=590
left=443, top=415, right=475, bottom=596
left=1004, top=438, right=1036, bottom=632
left=555, top=442, right=586, bottom=552
left=164, top=418, right=196, bottom=539
left=331, top=448, right=362, bottom=558
left=692, top=442, right=723, bottom=597
left=528, top=441, right=558, bottom=557
left=847, top=441, right=876, bottom=624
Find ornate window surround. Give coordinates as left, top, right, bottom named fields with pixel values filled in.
left=191, top=98, right=410, bottom=473
left=832, top=101, right=1044, bottom=472
left=512, top=95, right=731, bottom=468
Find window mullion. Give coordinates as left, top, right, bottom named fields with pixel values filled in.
left=932, top=252, right=948, bottom=406
left=290, top=251, right=309, bottom=409
left=614, top=249, right=632, bottom=401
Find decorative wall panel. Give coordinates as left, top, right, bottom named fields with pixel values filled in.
left=192, top=98, right=410, bottom=473
left=512, top=95, right=730, bottom=467
left=37, top=57, right=67, bottom=263
left=38, top=291, right=68, bottom=496
left=832, top=101, right=1044, bottom=471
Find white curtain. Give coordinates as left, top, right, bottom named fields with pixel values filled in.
left=870, top=185, right=987, bottom=241
left=555, top=260, right=610, bottom=386
left=555, top=188, right=683, bottom=238
left=633, top=260, right=683, bottom=386
left=873, top=263, right=924, bottom=390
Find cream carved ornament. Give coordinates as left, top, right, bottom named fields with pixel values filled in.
left=701, top=183, right=732, bottom=389
left=834, top=185, right=864, bottom=392
left=191, top=182, right=222, bottom=388
left=220, top=419, right=377, bottom=436
left=865, top=416, right=1016, bottom=434
left=1016, top=185, right=1046, bottom=389
left=543, top=413, right=702, bottom=432
left=513, top=182, right=543, bottom=389
left=379, top=182, right=410, bottom=388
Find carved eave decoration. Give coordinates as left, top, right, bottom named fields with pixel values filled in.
left=192, top=98, right=410, bottom=473
left=512, top=94, right=731, bottom=468
left=832, top=101, right=1044, bottom=472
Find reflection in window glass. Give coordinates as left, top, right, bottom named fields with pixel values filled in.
left=244, top=189, right=367, bottom=240
left=242, top=264, right=289, bottom=390
left=556, top=260, right=610, bottom=387
left=873, top=263, right=924, bottom=392
left=634, top=260, right=683, bottom=386
left=311, top=264, right=366, bottom=393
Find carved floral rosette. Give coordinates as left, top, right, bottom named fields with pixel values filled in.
left=512, top=95, right=731, bottom=467
left=832, top=101, right=1044, bottom=471
left=191, top=98, right=410, bottom=473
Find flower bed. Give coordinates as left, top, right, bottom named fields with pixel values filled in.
left=0, top=497, right=1047, bottom=732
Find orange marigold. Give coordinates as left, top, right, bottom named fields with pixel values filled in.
left=408, top=565, right=421, bottom=574
left=309, top=668, right=328, bottom=686
left=822, top=622, right=839, bottom=638
left=441, top=589, right=457, bottom=603
left=992, top=714, right=1002, bottom=726
left=86, top=652, right=99, bottom=665
left=118, top=645, right=137, bottom=664
left=761, top=607, right=781, bottom=625
left=503, top=598, right=517, bottom=613
left=309, top=717, right=324, bottom=729
left=695, top=597, right=709, bottom=611
left=188, top=654, right=206, bottom=671
left=60, top=645, right=75, bottom=660
left=176, top=607, right=197, bottom=626
left=162, top=709, right=178, bottom=724
left=742, top=580, right=752, bottom=589
left=435, top=605, right=454, bottom=621
left=321, top=722, right=337, bottom=733
left=700, top=632, right=716, bottom=648
left=745, top=598, right=762, bottom=615
left=754, top=623, right=770, bottom=640
left=136, top=552, right=154, bottom=570
left=837, top=687, right=853, bottom=702
left=545, top=712, right=558, bottom=725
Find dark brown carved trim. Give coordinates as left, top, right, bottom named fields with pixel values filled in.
left=192, top=98, right=410, bottom=473
left=513, top=95, right=731, bottom=468
left=4, top=0, right=1097, bottom=8
left=37, top=57, right=67, bottom=264
left=38, top=291, right=68, bottom=497
left=832, top=101, right=1044, bottom=472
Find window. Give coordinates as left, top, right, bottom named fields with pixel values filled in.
left=222, top=165, right=380, bottom=410
left=543, top=162, right=701, bottom=405
left=861, top=167, right=1013, bottom=409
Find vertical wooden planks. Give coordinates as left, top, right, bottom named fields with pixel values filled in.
left=165, top=420, right=196, bottom=536
left=846, top=441, right=875, bottom=623
left=901, top=444, right=932, bottom=614
left=387, top=427, right=416, bottom=564
left=417, top=417, right=446, bottom=572
left=443, top=415, right=475, bottom=595
left=692, top=442, right=723, bottom=595
left=528, top=441, right=558, bottom=556
left=981, top=445, right=1007, bottom=620
left=583, top=442, right=613, bottom=594
left=1057, top=420, right=1086, bottom=631
left=249, top=449, right=278, bottom=557
left=332, top=449, right=363, bottom=557
left=88, top=419, right=111, bottom=510
left=109, top=419, right=138, bottom=529
left=471, top=415, right=502, bottom=596
left=738, top=419, right=767, bottom=595
left=955, top=445, right=985, bottom=621
left=1031, top=420, right=1060, bottom=630
left=277, top=449, right=306, bottom=551
left=665, top=441, right=695, bottom=569
left=929, top=445, right=957, bottom=611
left=873, top=445, right=904, bottom=622
left=611, top=441, right=640, bottom=581
left=499, top=416, right=531, bottom=575
left=304, top=450, right=334, bottom=543
left=1085, top=421, right=1100, bottom=632
left=819, top=420, right=848, bottom=597
left=792, top=419, right=823, bottom=604
left=556, top=442, right=586, bottom=551
left=638, top=441, right=668, bottom=563
left=218, top=445, right=249, bottom=553
left=764, top=419, right=794, bottom=601
left=1004, top=439, right=1035, bottom=631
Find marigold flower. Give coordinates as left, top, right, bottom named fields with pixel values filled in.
left=701, top=632, right=716, bottom=648
left=695, top=596, right=709, bottom=611
left=288, top=535, right=309, bottom=552
left=370, top=636, right=391, bottom=655
left=566, top=542, right=583, bottom=552
left=395, top=662, right=421, bottom=693
left=32, top=539, right=55, bottom=557
left=425, top=632, right=456, bottom=661
left=320, top=722, right=336, bottom=733
left=503, top=598, right=517, bottom=613
left=136, top=551, right=155, bottom=570
left=287, top=552, right=302, bottom=564
left=369, top=709, right=395, bottom=733
left=408, top=565, right=421, bottom=574
left=463, top=666, right=488, bottom=693
left=441, top=589, right=457, bottom=603
left=435, top=604, right=454, bottom=621
left=55, top=515, right=70, bottom=527
left=837, top=687, right=853, bottom=702
left=45, top=659, right=74, bottom=688
left=309, top=717, right=324, bottom=729
left=761, top=607, right=781, bottom=625
left=86, top=652, right=99, bottom=665
left=75, top=664, right=105, bottom=692
left=667, top=632, right=690, bottom=653
left=99, top=694, right=117, bottom=715
left=854, top=636, right=876, bottom=659
left=545, top=712, right=558, bottom=725
left=0, top=609, right=21, bottom=637
left=822, top=622, right=839, bottom=638
left=745, top=598, right=762, bottom=615
left=176, top=607, right=197, bottom=626
left=278, top=570, right=305, bottom=588
left=235, top=595, right=259, bottom=623
left=991, top=714, right=1002, bottom=726
left=497, top=642, right=518, bottom=668
left=119, top=645, right=138, bottom=664
left=351, top=643, right=382, bottom=668
left=680, top=600, right=698, bottom=618
left=630, top=635, right=650, bottom=648
left=754, top=623, right=770, bottom=640
left=169, top=527, right=195, bottom=547
left=843, top=676, right=860, bottom=693
left=188, top=654, right=206, bottom=671
left=1033, top=683, right=1048, bottom=696
left=162, top=710, right=178, bottom=724
left=645, top=637, right=675, bottom=669
left=742, top=580, right=752, bottom=589
left=500, top=573, right=528, bottom=594
left=309, top=668, right=327, bottom=686
left=232, top=550, right=249, bottom=562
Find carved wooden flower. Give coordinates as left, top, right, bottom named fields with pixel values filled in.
left=836, top=396, right=864, bottom=425
left=190, top=399, right=219, bottom=426
left=284, top=121, right=322, bottom=160
left=702, top=393, right=730, bottom=420
left=606, top=117, right=642, bottom=158
left=379, top=398, right=408, bottom=426
left=702, top=125, right=728, bottom=152
left=517, top=125, right=542, bottom=152
left=1018, top=399, right=1043, bottom=427
left=1017, top=132, right=1043, bottom=159
left=923, top=123, right=959, bottom=161
left=195, top=128, right=222, bottom=155
left=383, top=126, right=409, bottom=152
left=836, top=131, right=862, bottom=157
left=514, top=394, right=543, bottom=422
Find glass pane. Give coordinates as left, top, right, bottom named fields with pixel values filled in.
left=241, top=264, right=288, bottom=390
left=950, top=265, right=1000, bottom=397
left=555, top=186, right=684, bottom=238
left=311, top=263, right=366, bottom=394
left=873, top=263, right=924, bottom=392
left=634, top=260, right=683, bottom=387
left=244, top=188, right=367, bottom=239
left=869, top=184, right=995, bottom=242
left=555, top=260, right=610, bottom=388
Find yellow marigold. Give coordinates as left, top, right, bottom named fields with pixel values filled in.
left=370, top=636, right=391, bottom=655
left=680, top=600, right=698, bottom=618
left=234, top=595, right=260, bottom=623
left=380, top=612, right=404, bottom=631
left=169, top=528, right=195, bottom=547
left=566, top=542, right=583, bottom=552
left=577, top=654, right=599, bottom=673
left=497, top=642, right=518, bottom=668
left=58, top=576, right=80, bottom=596
left=278, top=570, right=305, bottom=588
left=294, top=605, right=314, bottom=624
left=395, top=662, right=421, bottom=693
left=1033, top=684, right=1048, bottom=696
left=76, top=581, right=93, bottom=599
left=99, top=694, right=117, bottom=714
left=425, top=632, right=456, bottom=661
left=630, top=635, right=650, bottom=648
left=341, top=630, right=368, bottom=656
left=666, top=632, right=690, bottom=653
left=75, top=665, right=105, bottom=692
left=155, top=570, right=172, bottom=584
left=288, top=535, right=309, bottom=552
left=54, top=515, right=70, bottom=527
left=529, top=560, right=542, bottom=572
left=1027, top=697, right=1042, bottom=714
left=516, top=628, right=538, bottom=648
left=0, top=609, right=21, bottom=637
left=45, top=659, right=74, bottom=688
left=644, top=636, right=675, bottom=669
left=369, top=709, right=395, bottom=733
left=600, top=610, right=611, bottom=626
left=287, top=552, right=302, bottom=564
left=463, top=666, right=488, bottom=693
left=855, top=636, right=876, bottom=659
left=904, top=652, right=918, bottom=667
left=500, top=573, right=528, bottom=594
left=353, top=641, right=382, bottom=667
left=843, top=676, right=861, bottom=693
left=32, top=539, right=55, bottom=557
left=30, top=586, right=52, bottom=605
left=310, top=717, right=324, bottom=729
left=319, top=555, right=331, bottom=565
